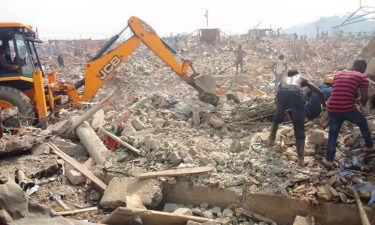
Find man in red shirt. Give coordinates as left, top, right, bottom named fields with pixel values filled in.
left=325, top=60, right=373, bottom=166
left=234, top=45, right=247, bottom=75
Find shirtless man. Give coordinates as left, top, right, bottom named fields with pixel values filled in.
left=268, top=70, right=326, bottom=166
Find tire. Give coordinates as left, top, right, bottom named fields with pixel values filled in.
left=0, top=86, right=34, bottom=125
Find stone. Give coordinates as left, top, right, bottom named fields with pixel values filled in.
left=169, top=151, right=183, bottom=164
left=192, top=111, right=201, bottom=126
left=202, top=210, right=214, bottom=219
left=210, top=206, right=221, bottom=216
left=163, top=203, right=181, bottom=212
left=211, top=152, right=226, bottom=165
left=100, top=177, right=164, bottom=209
left=188, top=148, right=198, bottom=157
left=65, top=164, right=86, bottom=185
left=230, top=139, right=242, bottom=152
left=51, top=137, right=88, bottom=158
left=292, top=215, right=315, bottom=225
left=222, top=208, right=234, bottom=217
left=187, top=221, right=202, bottom=225
left=152, top=118, right=165, bottom=128
left=121, top=121, right=137, bottom=136
left=144, top=135, right=159, bottom=151
left=89, top=190, right=101, bottom=201
left=207, top=115, right=224, bottom=128
left=131, top=117, right=146, bottom=131
left=317, top=185, right=333, bottom=201
left=31, top=143, right=50, bottom=155
left=173, top=208, right=193, bottom=216
left=307, top=130, right=327, bottom=146
left=0, top=179, right=29, bottom=222
left=226, top=93, right=240, bottom=104
left=91, top=109, right=106, bottom=131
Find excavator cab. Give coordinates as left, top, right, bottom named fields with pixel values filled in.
left=0, top=23, right=43, bottom=122
left=0, top=24, right=42, bottom=90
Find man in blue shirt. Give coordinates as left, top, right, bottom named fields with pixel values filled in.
left=305, top=77, right=333, bottom=120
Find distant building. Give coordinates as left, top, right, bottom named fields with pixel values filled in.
left=198, top=29, right=220, bottom=44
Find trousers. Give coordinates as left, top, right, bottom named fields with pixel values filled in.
left=273, top=88, right=305, bottom=140
left=327, top=109, right=373, bottom=161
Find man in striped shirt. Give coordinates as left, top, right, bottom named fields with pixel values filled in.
left=325, top=60, right=373, bottom=166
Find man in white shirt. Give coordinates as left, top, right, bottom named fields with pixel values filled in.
left=272, top=55, right=287, bottom=92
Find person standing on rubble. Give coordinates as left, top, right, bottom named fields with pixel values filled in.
left=324, top=60, right=373, bottom=167
left=57, top=54, right=64, bottom=67
left=234, top=44, right=247, bottom=75
left=272, top=55, right=287, bottom=92
left=268, top=69, right=326, bottom=167
left=305, top=76, right=333, bottom=120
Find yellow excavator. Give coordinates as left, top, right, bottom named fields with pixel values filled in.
left=0, top=16, right=219, bottom=125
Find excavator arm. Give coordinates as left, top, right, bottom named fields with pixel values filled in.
left=77, top=16, right=218, bottom=105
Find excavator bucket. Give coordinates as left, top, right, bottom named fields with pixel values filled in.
left=189, top=74, right=220, bottom=106
left=193, top=74, right=217, bottom=93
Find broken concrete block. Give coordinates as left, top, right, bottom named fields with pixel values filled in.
left=65, top=164, right=86, bottom=185
left=131, top=117, right=146, bottom=131
left=0, top=179, right=29, bottom=221
left=144, top=135, right=159, bottom=151
left=163, top=203, right=180, bottom=212
left=173, top=208, right=193, bottom=216
left=307, top=130, right=327, bottom=146
left=229, top=139, right=242, bottom=152
left=121, top=121, right=137, bottom=136
left=210, top=152, right=226, bottom=165
left=91, top=109, right=106, bottom=131
left=31, top=143, right=51, bottom=155
left=207, top=115, right=224, bottom=128
left=169, top=151, right=183, bottom=164
left=100, top=177, right=163, bottom=210
left=0, top=135, right=32, bottom=156
left=51, top=137, right=88, bottom=158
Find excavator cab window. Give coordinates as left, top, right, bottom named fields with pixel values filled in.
left=0, top=27, right=38, bottom=79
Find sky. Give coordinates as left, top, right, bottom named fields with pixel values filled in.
left=0, top=0, right=372, bottom=39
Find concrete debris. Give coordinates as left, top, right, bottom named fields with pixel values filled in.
left=1, top=32, right=375, bottom=225
left=173, top=208, right=193, bottom=216
left=207, top=115, right=224, bottom=128
left=100, top=177, right=164, bottom=210
left=91, top=109, right=106, bottom=131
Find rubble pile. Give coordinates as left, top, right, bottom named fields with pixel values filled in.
left=1, top=34, right=375, bottom=224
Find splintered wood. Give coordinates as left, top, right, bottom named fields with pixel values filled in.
left=48, top=142, right=107, bottom=191
left=136, top=166, right=214, bottom=179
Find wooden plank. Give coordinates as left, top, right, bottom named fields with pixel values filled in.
left=56, top=207, right=98, bottom=216
left=48, top=142, right=107, bottom=191
left=351, top=186, right=371, bottom=225
left=67, top=91, right=115, bottom=133
left=101, top=207, right=213, bottom=225
left=136, top=166, right=213, bottom=179
left=102, top=129, right=142, bottom=155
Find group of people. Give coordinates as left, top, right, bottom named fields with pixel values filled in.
left=269, top=58, right=372, bottom=168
